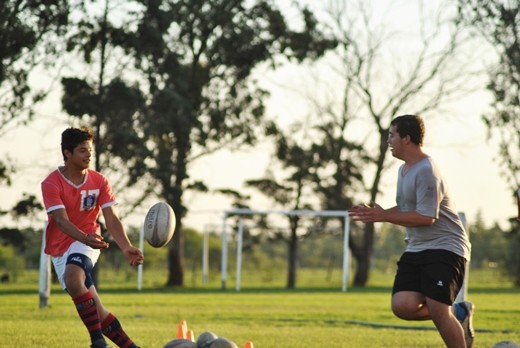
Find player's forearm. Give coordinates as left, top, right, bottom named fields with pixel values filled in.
left=383, top=209, right=435, bottom=227
left=105, top=219, right=133, bottom=249
left=105, top=219, right=143, bottom=265
left=54, top=215, right=89, bottom=243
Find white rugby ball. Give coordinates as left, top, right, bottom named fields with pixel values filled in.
left=143, top=202, right=176, bottom=248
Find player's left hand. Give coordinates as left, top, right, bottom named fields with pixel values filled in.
left=124, top=247, right=144, bottom=266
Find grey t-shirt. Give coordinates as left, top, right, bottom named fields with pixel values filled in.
left=396, top=156, right=471, bottom=261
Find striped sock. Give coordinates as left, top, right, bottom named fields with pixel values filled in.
left=73, top=292, right=104, bottom=343
left=101, top=313, right=139, bottom=348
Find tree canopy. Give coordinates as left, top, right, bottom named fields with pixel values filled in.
left=457, top=0, right=520, bottom=189
left=0, top=0, right=72, bottom=184
left=59, top=0, right=337, bottom=286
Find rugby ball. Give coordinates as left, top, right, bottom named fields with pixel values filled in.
left=208, top=338, right=238, bottom=348
left=163, top=338, right=197, bottom=348
left=196, top=331, right=218, bottom=348
left=143, top=202, right=176, bottom=248
left=493, top=342, right=520, bottom=348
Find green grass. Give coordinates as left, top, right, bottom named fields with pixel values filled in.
left=0, top=269, right=519, bottom=347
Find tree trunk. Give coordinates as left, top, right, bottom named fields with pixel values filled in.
left=165, top=143, right=188, bottom=287
left=352, top=222, right=375, bottom=286
left=286, top=224, right=298, bottom=289
left=167, top=221, right=184, bottom=286
left=352, top=130, right=388, bottom=286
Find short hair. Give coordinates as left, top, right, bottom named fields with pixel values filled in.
left=61, top=127, right=94, bottom=161
left=390, top=114, right=425, bottom=146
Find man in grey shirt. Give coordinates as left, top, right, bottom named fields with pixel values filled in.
left=349, top=114, right=474, bottom=348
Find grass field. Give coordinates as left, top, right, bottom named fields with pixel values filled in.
left=0, top=268, right=519, bottom=347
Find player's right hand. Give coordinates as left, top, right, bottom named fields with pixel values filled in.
left=348, top=202, right=384, bottom=223
left=85, top=233, right=109, bottom=249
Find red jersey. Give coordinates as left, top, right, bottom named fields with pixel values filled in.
left=41, top=167, right=117, bottom=256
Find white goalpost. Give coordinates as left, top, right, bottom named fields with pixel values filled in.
left=38, top=223, right=51, bottom=308
left=137, top=225, right=145, bottom=291
left=220, top=208, right=351, bottom=292
left=455, top=212, right=469, bottom=303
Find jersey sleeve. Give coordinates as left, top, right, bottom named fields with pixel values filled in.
left=415, top=165, right=441, bottom=219
left=41, top=175, right=65, bottom=214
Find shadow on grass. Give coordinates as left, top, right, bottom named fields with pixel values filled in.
left=2, top=284, right=518, bottom=296
left=87, top=284, right=395, bottom=295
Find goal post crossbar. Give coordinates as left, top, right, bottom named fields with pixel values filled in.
left=225, top=208, right=350, bottom=217
left=220, top=208, right=351, bottom=292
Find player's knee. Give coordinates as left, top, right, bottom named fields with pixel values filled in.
left=391, top=303, right=409, bottom=320
left=63, top=267, right=87, bottom=295
left=64, top=274, right=83, bottom=294
left=391, top=300, right=419, bottom=320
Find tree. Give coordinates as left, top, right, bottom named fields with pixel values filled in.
left=59, top=0, right=154, bottom=286
left=0, top=2, right=72, bottom=281
left=0, top=194, right=44, bottom=280
left=457, top=0, right=520, bottom=189
left=116, top=0, right=336, bottom=286
left=506, top=217, right=520, bottom=286
left=61, top=0, right=150, bottom=194
left=0, top=0, right=71, bottom=183
left=245, top=122, right=320, bottom=289
left=252, top=112, right=366, bottom=288
left=457, top=0, right=520, bottom=286
left=466, top=211, right=510, bottom=269
left=248, top=118, right=365, bottom=288
left=280, top=0, right=478, bottom=285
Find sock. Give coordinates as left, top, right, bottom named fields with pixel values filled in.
left=101, top=313, right=139, bottom=348
left=453, top=302, right=467, bottom=321
left=73, top=292, right=104, bottom=343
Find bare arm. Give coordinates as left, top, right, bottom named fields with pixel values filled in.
left=348, top=203, right=435, bottom=227
left=102, top=205, right=144, bottom=266
left=49, top=208, right=109, bottom=249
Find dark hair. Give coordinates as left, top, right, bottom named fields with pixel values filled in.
left=61, top=127, right=94, bottom=161
left=390, top=114, right=425, bottom=146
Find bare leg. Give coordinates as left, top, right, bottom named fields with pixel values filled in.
left=392, top=291, right=466, bottom=348
left=392, top=291, right=430, bottom=320
left=63, top=263, right=88, bottom=297
left=426, top=297, right=465, bottom=348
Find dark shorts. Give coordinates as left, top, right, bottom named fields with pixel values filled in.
left=392, top=249, right=466, bottom=305
left=66, top=253, right=95, bottom=289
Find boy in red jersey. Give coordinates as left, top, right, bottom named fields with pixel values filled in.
left=41, top=128, right=144, bottom=348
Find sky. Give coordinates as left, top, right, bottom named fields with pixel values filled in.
left=0, top=0, right=517, bottom=234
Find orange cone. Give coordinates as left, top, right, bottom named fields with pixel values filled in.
left=187, top=329, right=195, bottom=342
left=176, top=320, right=188, bottom=339
left=244, top=342, right=254, bottom=348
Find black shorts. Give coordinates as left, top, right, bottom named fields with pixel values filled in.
left=392, top=249, right=466, bottom=305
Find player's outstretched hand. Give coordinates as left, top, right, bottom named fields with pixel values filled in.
left=85, top=233, right=110, bottom=249
left=124, top=246, right=144, bottom=266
